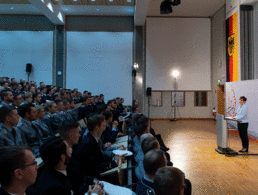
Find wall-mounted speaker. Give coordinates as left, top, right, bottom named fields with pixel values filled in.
left=26, top=63, right=32, bottom=73
left=147, top=87, right=152, bottom=96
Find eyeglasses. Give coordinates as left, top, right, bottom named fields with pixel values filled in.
left=20, top=161, right=37, bottom=169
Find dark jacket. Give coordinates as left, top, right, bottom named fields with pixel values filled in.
left=102, top=124, right=118, bottom=144
left=35, top=167, right=85, bottom=195
left=77, top=132, right=117, bottom=179
left=0, top=186, right=39, bottom=195
left=136, top=177, right=155, bottom=195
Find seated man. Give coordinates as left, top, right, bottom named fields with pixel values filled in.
left=0, top=89, right=13, bottom=107
left=136, top=149, right=167, bottom=195
left=102, top=111, right=123, bottom=144
left=33, top=105, right=53, bottom=137
left=78, top=97, right=91, bottom=120
left=154, top=167, right=185, bottom=195
left=77, top=114, right=125, bottom=180
left=36, top=136, right=103, bottom=195
left=32, top=93, right=42, bottom=106
left=135, top=135, right=160, bottom=180
left=59, top=120, right=100, bottom=194
left=0, top=146, right=39, bottom=195
left=17, top=103, right=43, bottom=146
left=42, top=101, right=62, bottom=134
left=0, top=106, right=25, bottom=147
left=12, top=93, right=23, bottom=108
left=133, top=124, right=150, bottom=155
left=67, top=98, right=79, bottom=121
left=21, top=92, right=33, bottom=105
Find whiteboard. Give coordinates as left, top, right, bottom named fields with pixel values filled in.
left=225, top=80, right=258, bottom=138
left=146, top=18, right=211, bottom=91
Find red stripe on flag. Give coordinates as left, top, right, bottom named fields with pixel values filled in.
left=229, top=56, right=233, bottom=82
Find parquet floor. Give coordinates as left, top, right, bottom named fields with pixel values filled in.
left=151, top=120, right=258, bottom=195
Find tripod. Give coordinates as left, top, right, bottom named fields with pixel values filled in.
left=170, top=92, right=177, bottom=121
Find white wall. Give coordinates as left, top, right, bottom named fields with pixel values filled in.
left=146, top=18, right=211, bottom=91
left=66, top=32, right=133, bottom=105
left=211, top=6, right=227, bottom=110
left=254, top=2, right=258, bottom=79
left=0, top=31, right=53, bottom=84
left=149, top=91, right=212, bottom=118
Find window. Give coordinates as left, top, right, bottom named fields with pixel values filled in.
left=194, top=91, right=208, bottom=107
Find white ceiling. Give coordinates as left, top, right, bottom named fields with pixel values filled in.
left=147, top=0, right=226, bottom=17
left=60, top=5, right=134, bottom=16
left=0, top=0, right=225, bottom=17
left=0, top=4, right=42, bottom=15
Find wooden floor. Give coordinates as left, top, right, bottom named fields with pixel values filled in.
left=151, top=120, right=258, bottom=195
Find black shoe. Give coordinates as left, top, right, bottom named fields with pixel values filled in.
left=239, top=148, right=248, bottom=152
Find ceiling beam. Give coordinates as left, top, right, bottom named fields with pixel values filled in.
left=134, top=0, right=151, bottom=26
left=28, top=0, right=65, bottom=25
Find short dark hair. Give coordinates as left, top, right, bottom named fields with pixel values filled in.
left=141, top=137, right=159, bottom=154
left=87, top=115, right=105, bottom=132
left=0, top=89, right=12, bottom=100
left=97, top=104, right=107, bottom=114
left=13, top=93, right=21, bottom=100
left=134, top=124, right=148, bottom=139
left=62, top=99, right=69, bottom=106
left=240, top=96, right=247, bottom=102
left=154, top=167, right=185, bottom=195
left=0, top=105, right=16, bottom=123
left=10, top=82, right=18, bottom=87
left=18, top=103, right=35, bottom=118
left=0, top=146, right=31, bottom=188
left=40, top=136, right=66, bottom=169
left=132, top=106, right=138, bottom=113
left=54, top=99, right=62, bottom=105
left=137, top=116, right=149, bottom=126
left=44, top=102, right=55, bottom=112
left=59, top=120, right=79, bottom=139
left=33, top=92, right=40, bottom=100
left=81, top=97, right=89, bottom=102
left=103, top=110, right=113, bottom=121
left=143, top=149, right=166, bottom=177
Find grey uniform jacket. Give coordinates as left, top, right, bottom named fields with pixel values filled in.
left=17, top=119, right=42, bottom=146
left=0, top=123, right=26, bottom=147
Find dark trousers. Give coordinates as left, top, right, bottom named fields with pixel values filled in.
left=237, top=122, right=249, bottom=149
left=184, top=178, right=192, bottom=195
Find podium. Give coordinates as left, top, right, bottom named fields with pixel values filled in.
left=215, top=114, right=238, bottom=155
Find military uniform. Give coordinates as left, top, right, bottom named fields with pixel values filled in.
left=42, top=112, right=62, bottom=135
left=33, top=119, right=52, bottom=137
left=17, top=119, right=42, bottom=146
left=0, top=102, right=11, bottom=107
left=0, top=123, right=26, bottom=147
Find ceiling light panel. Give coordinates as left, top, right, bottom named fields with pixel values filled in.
left=81, top=0, right=105, bottom=5
left=0, top=0, right=31, bottom=4
left=64, top=0, right=83, bottom=5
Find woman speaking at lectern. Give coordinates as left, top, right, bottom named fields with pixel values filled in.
left=233, top=96, right=249, bottom=152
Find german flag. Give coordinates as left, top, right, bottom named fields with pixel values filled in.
left=226, top=12, right=238, bottom=82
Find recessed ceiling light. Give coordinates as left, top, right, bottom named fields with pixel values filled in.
left=109, top=0, right=113, bottom=2
left=47, top=3, right=54, bottom=12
